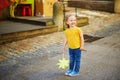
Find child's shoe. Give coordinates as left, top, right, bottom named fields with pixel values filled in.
left=65, top=70, right=72, bottom=75
left=69, top=71, right=79, bottom=76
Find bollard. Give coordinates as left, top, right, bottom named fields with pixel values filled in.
left=53, top=2, right=64, bottom=31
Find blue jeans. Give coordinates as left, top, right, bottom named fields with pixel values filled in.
left=69, top=48, right=82, bottom=73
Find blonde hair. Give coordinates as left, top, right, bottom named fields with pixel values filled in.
left=65, top=14, right=76, bottom=28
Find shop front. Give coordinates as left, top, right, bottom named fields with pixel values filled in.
left=11, top=0, right=34, bottom=17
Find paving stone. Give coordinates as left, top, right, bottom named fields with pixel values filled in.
left=0, top=32, right=64, bottom=61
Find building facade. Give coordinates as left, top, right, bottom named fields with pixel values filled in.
left=0, top=0, right=120, bottom=20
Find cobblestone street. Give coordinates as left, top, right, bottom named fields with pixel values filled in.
left=0, top=32, right=64, bottom=62
left=0, top=30, right=120, bottom=80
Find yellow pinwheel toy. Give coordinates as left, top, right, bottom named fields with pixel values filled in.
left=57, top=55, right=69, bottom=69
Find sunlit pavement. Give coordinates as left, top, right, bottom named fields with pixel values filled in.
left=0, top=29, right=120, bottom=80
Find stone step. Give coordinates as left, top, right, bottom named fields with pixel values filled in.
left=77, top=16, right=89, bottom=27
left=0, top=26, right=58, bottom=45
left=8, top=17, right=54, bottom=26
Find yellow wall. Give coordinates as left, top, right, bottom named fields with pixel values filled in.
left=43, top=0, right=57, bottom=17
left=114, top=0, right=120, bottom=13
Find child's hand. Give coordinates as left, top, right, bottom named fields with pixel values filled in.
left=80, top=47, right=86, bottom=51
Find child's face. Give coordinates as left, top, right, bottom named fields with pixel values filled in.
left=67, top=15, right=76, bottom=27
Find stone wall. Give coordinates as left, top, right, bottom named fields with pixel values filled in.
left=68, top=0, right=114, bottom=13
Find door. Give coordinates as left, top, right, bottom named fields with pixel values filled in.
left=35, top=0, right=43, bottom=16
left=0, top=11, right=2, bottom=19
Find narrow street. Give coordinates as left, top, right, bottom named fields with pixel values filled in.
left=0, top=29, right=120, bottom=80
left=0, top=8, right=120, bottom=80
